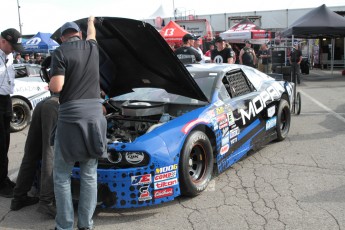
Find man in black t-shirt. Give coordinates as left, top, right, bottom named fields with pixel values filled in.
left=289, top=42, right=302, bottom=84
left=211, top=36, right=234, bottom=64
left=239, top=40, right=256, bottom=67
left=49, top=16, right=106, bottom=230
left=174, top=33, right=202, bottom=64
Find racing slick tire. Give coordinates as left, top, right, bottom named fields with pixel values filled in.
left=276, top=99, right=291, bottom=141
left=179, top=130, right=214, bottom=197
left=295, top=92, right=302, bottom=115
left=10, top=98, right=32, bottom=132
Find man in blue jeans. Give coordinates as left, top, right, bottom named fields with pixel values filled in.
left=49, top=16, right=107, bottom=230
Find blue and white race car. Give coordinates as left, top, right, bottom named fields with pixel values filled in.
left=52, top=17, right=294, bottom=209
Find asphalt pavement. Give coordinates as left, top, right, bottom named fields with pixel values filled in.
left=1, top=68, right=345, bottom=230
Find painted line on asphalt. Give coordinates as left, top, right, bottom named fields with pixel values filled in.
left=299, top=89, right=345, bottom=124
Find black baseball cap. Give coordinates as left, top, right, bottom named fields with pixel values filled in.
left=60, top=22, right=81, bottom=35
left=214, top=36, right=225, bottom=43
left=244, top=40, right=252, bottom=44
left=1, top=28, right=24, bottom=52
left=182, top=33, right=199, bottom=42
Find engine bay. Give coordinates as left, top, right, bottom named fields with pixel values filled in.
left=105, top=100, right=203, bottom=143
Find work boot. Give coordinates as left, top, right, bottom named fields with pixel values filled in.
left=37, top=202, right=56, bottom=218
left=0, top=182, right=14, bottom=198
left=10, top=195, right=39, bottom=210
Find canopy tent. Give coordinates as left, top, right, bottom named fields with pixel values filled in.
left=159, top=20, right=190, bottom=44
left=281, top=4, right=345, bottom=73
left=23, top=32, right=59, bottom=53
left=220, top=18, right=272, bottom=44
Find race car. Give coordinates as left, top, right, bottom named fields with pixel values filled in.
left=11, top=64, right=51, bottom=132
left=51, top=17, right=294, bottom=209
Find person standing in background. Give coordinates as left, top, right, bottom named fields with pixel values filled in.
left=239, top=40, right=256, bottom=67
left=257, top=43, right=272, bottom=73
left=0, top=28, right=24, bottom=198
left=211, top=36, right=234, bottom=64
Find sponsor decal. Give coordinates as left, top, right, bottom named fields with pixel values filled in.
left=154, top=171, right=177, bottom=182
left=266, top=116, right=277, bottom=130
left=267, top=106, right=275, bottom=118
left=220, top=144, right=229, bottom=155
left=215, top=106, right=225, bottom=115
left=239, top=84, right=283, bottom=125
left=217, top=114, right=228, bottom=129
left=125, top=152, right=145, bottom=164
left=131, top=174, right=152, bottom=185
left=206, top=110, right=215, bottom=118
left=154, top=188, right=174, bottom=199
left=222, top=127, right=229, bottom=137
left=228, top=111, right=235, bottom=126
left=155, top=164, right=178, bottom=174
left=211, top=118, right=218, bottom=130
left=154, top=178, right=178, bottom=189
left=230, top=127, right=240, bottom=139
left=230, top=137, right=238, bottom=145
left=182, top=118, right=209, bottom=134
left=221, top=134, right=230, bottom=146
left=138, top=186, right=152, bottom=201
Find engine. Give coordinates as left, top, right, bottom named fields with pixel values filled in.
left=106, top=101, right=171, bottom=143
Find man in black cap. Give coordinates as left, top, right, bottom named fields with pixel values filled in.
left=49, top=16, right=107, bottom=230
left=211, top=36, right=234, bottom=64
left=174, top=33, right=202, bottom=64
left=0, top=28, right=24, bottom=198
left=239, top=40, right=257, bottom=67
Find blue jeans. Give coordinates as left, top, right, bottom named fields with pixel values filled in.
left=53, top=137, right=98, bottom=230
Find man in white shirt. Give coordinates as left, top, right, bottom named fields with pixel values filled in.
left=0, top=28, right=24, bottom=198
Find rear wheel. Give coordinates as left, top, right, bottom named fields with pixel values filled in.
left=276, top=99, right=291, bottom=141
left=295, top=92, right=301, bottom=115
left=179, top=131, right=213, bottom=197
left=11, top=98, right=31, bottom=132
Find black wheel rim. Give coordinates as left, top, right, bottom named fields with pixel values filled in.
left=11, top=106, right=25, bottom=125
left=188, top=144, right=207, bottom=182
left=280, top=107, right=289, bottom=131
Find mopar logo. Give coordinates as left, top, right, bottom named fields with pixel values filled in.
left=240, top=84, right=283, bottom=125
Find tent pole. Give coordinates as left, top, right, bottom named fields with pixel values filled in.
left=331, top=38, right=334, bottom=75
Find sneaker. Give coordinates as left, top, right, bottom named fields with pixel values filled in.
left=37, top=202, right=56, bottom=218
left=10, top=195, right=39, bottom=210
left=0, top=183, right=14, bottom=198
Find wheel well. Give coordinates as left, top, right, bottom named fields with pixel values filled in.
left=191, top=125, right=217, bottom=159
left=10, top=96, right=33, bottom=110
left=281, top=92, right=289, bottom=104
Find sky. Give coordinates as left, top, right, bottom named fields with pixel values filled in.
left=1, top=0, right=344, bottom=35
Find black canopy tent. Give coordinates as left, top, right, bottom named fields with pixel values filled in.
left=282, top=4, right=345, bottom=73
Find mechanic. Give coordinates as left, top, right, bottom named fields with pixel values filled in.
left=289, top=42, right=302, bottom=84
left=211, top=36, right=234, bottom=64
left=0, top=28, right=24, bottom=198
left=174, top=33, right=202, bottom=64
left=10, top=56, right=58, bottom=218
left=49, top=16, right=107, bottom=230
left=239, top=40, right=257, bottom=67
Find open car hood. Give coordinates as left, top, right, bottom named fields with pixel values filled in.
left=51, top=17, right=208, bottom=102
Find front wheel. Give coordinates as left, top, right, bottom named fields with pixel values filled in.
left=179, top=131, right=213, bottom=197
left=276, top=99, right=291, bottom=141
left=11, top=98, right=32, bottom=132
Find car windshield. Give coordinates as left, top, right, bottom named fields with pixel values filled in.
left=113, top=77, right=215, bottom=104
